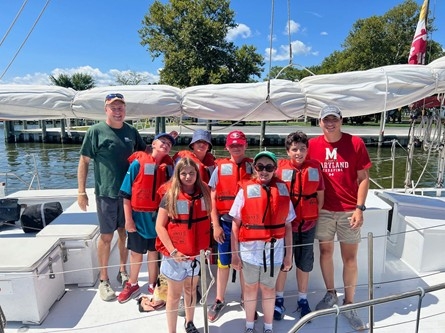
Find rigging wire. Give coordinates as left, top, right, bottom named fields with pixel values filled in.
left=266, top=0, right=275, bottom=99
left=287, top=0, right=292, bottom=65
left=426, top=0, right=436, bottom=64
left=0, top=0, right=51, bottom=80
left=0, top=0, right=29, bottom=48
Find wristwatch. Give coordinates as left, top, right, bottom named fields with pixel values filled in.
left=356, top=204, right=366, bottom=211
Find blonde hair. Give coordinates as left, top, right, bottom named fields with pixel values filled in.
left=165, top=158, right=211, bottom=217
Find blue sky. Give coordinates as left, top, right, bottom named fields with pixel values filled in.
left=0, top=0, right=443, bottom=86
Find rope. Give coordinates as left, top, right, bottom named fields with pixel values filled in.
left=0, top=0, right=51, bottom=80
left=266, top=0, right=275, bottom=99
left=0, top=0, right=29, bottom=47
left=287, top=0, right=292, bottom=65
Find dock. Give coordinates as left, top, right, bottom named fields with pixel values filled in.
left=1, top=120, right=412, bottom=147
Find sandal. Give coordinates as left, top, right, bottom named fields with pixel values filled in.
left=137, top=296, right=166, bottom=312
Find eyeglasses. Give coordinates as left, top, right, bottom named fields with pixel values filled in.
left=105, top=93, right=124, bottom=101
left=254, top=164, right=275, bottom=172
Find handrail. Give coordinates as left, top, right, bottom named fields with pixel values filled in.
left=288, top=283, right=445, bottom=333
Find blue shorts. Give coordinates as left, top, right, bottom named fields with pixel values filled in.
left=126, top=231, right=156, bottom=254
left=292, top=226, right=316, bottom=272
left=96, top=196, right=124, bottom=234
left=160, top=256, right=201, bottom=282
left=217, top=216, right=233, bottom=268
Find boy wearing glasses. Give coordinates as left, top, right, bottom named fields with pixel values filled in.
left=207, top=130, right=254, bottom=322
left=273, top=132, right=325, bottom=320
left=230, top=151, right=294, bottom=333
left=77, top=93, right=146, bottom=301
left=117, top=133, right=176, bottom=304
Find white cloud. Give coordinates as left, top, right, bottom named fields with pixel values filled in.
left=1, top=66, right=160, bottom=86
left=227, top=23, right=252, bottom=41
left=265, top=40, right=315, bottom=61
left=284, top=20, right=300, bottom=35
left=320, top=31, right=328, bottom=36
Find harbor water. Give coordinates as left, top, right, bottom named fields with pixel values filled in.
left=0, top=123, right=440, bottom=195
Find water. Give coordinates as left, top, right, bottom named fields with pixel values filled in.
left=0, top=124, right=440, bottom=195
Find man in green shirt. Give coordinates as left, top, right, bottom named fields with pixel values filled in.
left=77, top=93, right=146, bottom=301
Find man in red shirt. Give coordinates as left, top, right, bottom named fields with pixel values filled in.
left=307, top=105, right=371, bottom=331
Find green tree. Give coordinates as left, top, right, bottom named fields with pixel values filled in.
left=71, top=73, right=95, bottom=90
left=268, top=65, right=319, bottom=81
left=49, top=73, right=95, bottom=90
left=115, top=71, right=151, bottom=85
left=49, top=74, right=73, bottom=88
left=138, top=0, right=264, bottom=87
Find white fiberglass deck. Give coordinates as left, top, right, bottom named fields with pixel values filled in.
left=1, top=189, right=445, bottom=332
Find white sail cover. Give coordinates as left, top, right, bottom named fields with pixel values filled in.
left=0, top=56, right=444, bottom=121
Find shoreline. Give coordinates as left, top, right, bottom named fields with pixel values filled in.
left=2, top=122, right=412, bottom=147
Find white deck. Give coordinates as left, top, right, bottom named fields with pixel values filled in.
left=1, top=189, right=445, bottom=333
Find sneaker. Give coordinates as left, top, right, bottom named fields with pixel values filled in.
left=263, top=329, right=273, bottom=333
left=208, top=300, right=225, bottom=322
left=240, top=300, right=259, bottom=321
left=116, top=271, right=129, bottom=287
left=297, top=298, right=312, bottom=318
left=99, top=280, right=116, bottom=301
left=147, top=285, right=154, bottom=294
left=178, top=297, right=185, bottom=317
left=342, top=308, right=367, bottom=331
left=244, top=328, right=255, bottom=333
left=184, top=321, right=199, bottom=333
left=117, top=282, right=140, bottom=303
left=273, top=297, right=285, bottom=321
left=315, top=291, right=338, bottom=310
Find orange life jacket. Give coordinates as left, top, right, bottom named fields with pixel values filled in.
left=239, top=177, right=290, bottom=242
left=173, top=150, right=215, bottom=183
left=215, top=157, right=253, bottom=214
left=155, top=190, right=211, bottom=257
left=128, top=151, right=174, bottom=212
left=277, top=159, right=320, bottom=225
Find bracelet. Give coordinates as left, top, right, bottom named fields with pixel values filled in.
left=170, top=248, right=178, bottom=257
left=78, top=192, right=87, bottom=196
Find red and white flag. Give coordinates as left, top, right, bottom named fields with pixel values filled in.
left=408, top=0, right=429, bottom=64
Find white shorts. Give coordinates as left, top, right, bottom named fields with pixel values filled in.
left=160, top=256, right=201, bottom=281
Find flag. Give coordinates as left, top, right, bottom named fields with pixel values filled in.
left=408, top=0, right=429, bottom=64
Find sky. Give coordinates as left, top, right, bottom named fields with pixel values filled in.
left=0, top=0, right=443, bottom=86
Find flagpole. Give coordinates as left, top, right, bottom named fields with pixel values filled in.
left=405, top=0, right=430, bottom=190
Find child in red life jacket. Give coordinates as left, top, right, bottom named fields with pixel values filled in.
left=207, top=130, right=254, bottom=323
left=155, top=157, right=212, bottom=333
left=230, top=151, right=295, bottom=333
left=173, top=129, right=215, bottom=183
left=273, top=131, right=325, bottom=320
left=118, top=133, right=176, bottom=304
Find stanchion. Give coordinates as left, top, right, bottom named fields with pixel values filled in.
left=200, top=250, right=209, bottom=333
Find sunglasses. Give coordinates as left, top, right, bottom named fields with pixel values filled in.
left=254, top=164, right=275, bottom=172
left=105, top=93, right=124, bottom=101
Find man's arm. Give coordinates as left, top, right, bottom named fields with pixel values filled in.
left=350, top=168, right=370, bottom=229
left=77, top=155, right=90, bottom=211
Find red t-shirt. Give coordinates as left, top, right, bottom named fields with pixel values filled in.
left=308, top=133, right=372, bottom=212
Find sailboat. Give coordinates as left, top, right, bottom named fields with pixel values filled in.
left=1, top=1, right=445, bottom=332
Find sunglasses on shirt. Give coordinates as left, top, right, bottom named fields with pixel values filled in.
left=254, top=164, right=276, bottom=172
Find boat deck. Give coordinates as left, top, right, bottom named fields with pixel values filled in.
left=1, top=189, right=445, bottom=332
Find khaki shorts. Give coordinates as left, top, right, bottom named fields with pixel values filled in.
left=241, top=261, right=281, bottom=288
left=315, top=209, right=361, bottom=244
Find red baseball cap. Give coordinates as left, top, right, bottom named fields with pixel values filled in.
left=226, top=130, right=247, bottom=146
